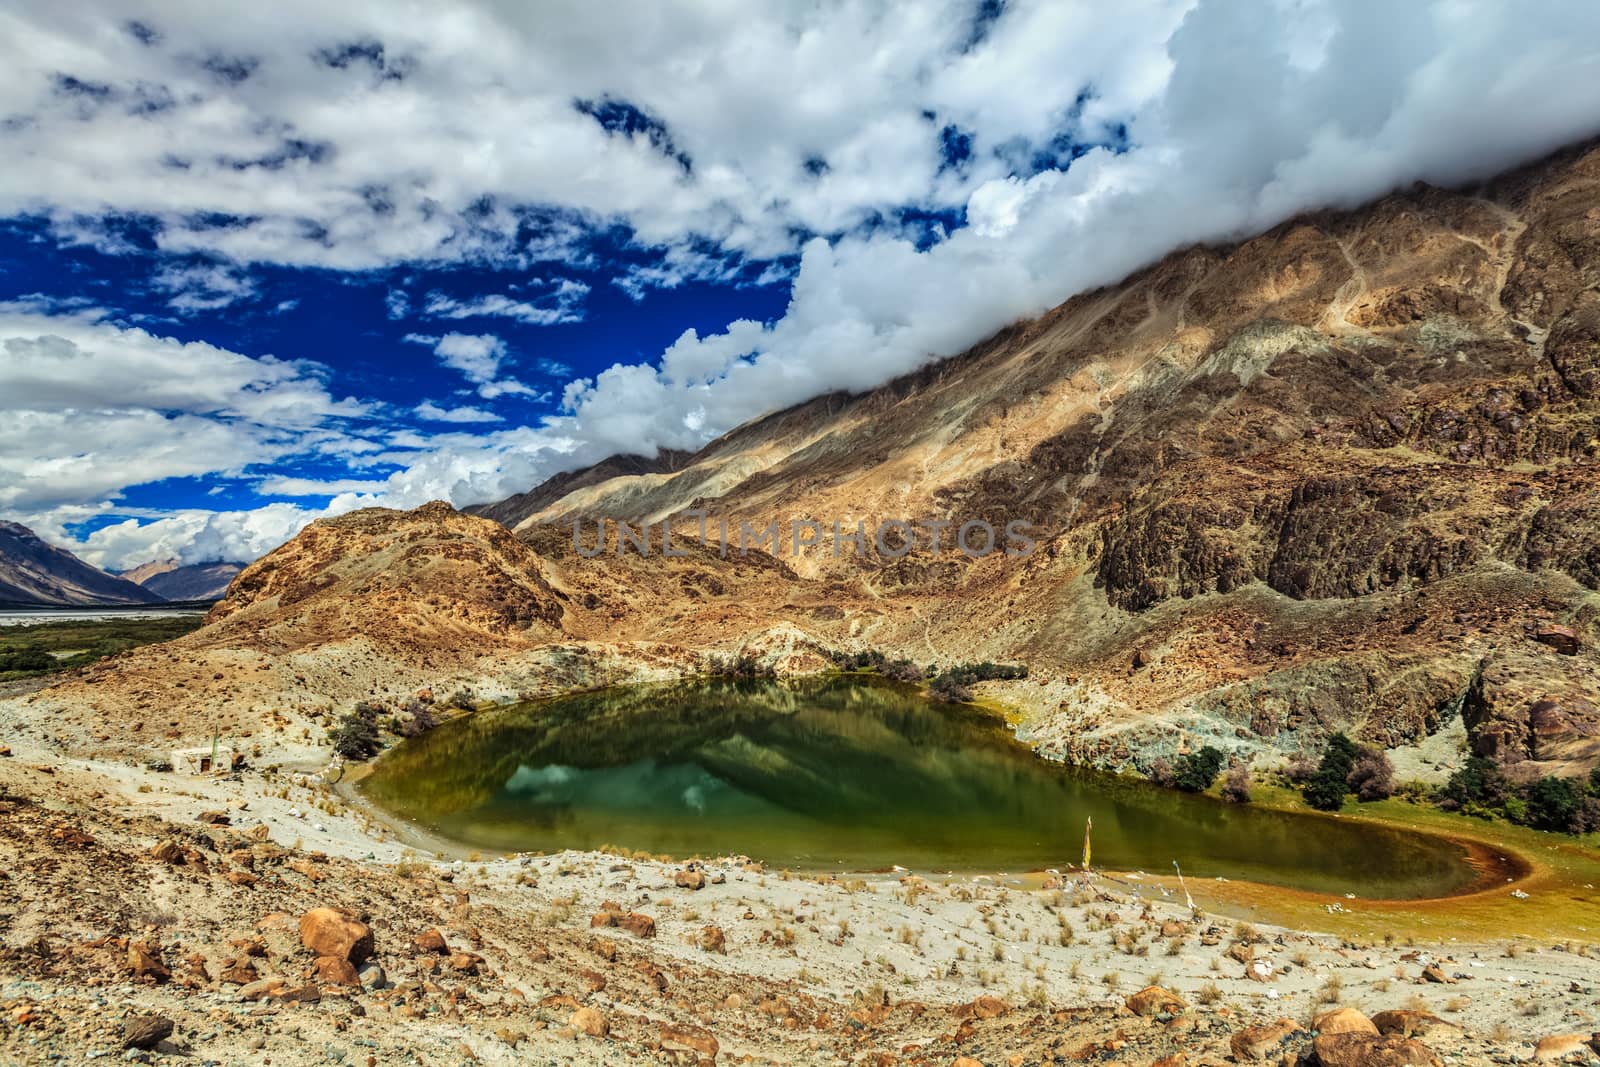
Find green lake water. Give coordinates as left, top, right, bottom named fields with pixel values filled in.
left=360, top=675, right=1476, bottom=899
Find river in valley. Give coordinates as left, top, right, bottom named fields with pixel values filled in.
left=361, top=675, right=1477, bottom=899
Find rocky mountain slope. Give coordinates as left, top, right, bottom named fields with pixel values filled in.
left=0, top=522, right=162, bottom=607
left=463, top=448, right=693, bottom=529
left=121, top=559, right=243, bottom=602
left=474, top=138, right=1600, bottom=779
left=18, top=139, right=1600, bottom=785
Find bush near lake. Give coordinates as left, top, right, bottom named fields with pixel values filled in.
left=1221, top=764, right=1253, bottom=803
left=1434, top=760, right=1600, bottom=834
left=330, top=703, right=383, bottom=761
left=827, top=647, right=1026, bottom=703
left=1173, top=746, right=1226, bottom=792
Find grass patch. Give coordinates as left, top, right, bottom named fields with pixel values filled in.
left=0, top=614, right=204, bottom=680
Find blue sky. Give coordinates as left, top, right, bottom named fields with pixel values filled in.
left=2, top=1, right=1597, bottom=569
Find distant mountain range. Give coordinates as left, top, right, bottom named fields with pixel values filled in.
left=118, top=559, right=245, bottom=603
left=0, top=522, right=240, bottom=606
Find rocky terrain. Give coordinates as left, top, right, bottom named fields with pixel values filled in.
left=0, top=745, right=1596, bottom=1066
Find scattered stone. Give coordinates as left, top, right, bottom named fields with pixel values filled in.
left=592, top=937, right=618, bottom=961
left=299, top=907, right=374, bottom=963
left=121, top=1014, right=173, bottom=1051
left=1420, top=964, right=1454, bottom=984
left=674, top=867, right=707, bottom=891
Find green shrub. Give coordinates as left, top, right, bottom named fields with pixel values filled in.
left=1524, top=776, right=1580, bottom=832
left=1173, top=746, right=1225, bottom=793
left=1437, top=756, right=1508, bottom=811
left=1302, top=734, right=1359, bottom=811
left=330, top=708, right=381, bottom=760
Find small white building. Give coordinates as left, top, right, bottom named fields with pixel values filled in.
left=170, top=745, right=236, bottom=775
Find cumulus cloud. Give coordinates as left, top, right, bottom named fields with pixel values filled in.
left=6, top=0, right=1600, bottom=570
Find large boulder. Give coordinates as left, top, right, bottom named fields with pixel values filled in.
left=299, top=907, right=374, bottom=964
left=1533, top=1033, right=1599, bottom=1061
left=1371, top=1010, right=1449, bottom=1038
left=1313, top=1033, right=1440, bottom=1067
left=1315, top=1008, right=1379, bottom=1037
left=1232, top=1018, right=1304, bottom=1061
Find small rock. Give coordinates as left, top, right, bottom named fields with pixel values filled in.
left=1420, top=964, right=1454, bottom=984
left=697, top=925, right=726, bottom=954
left=313, top=955, right=360, bottom=987
left=673, top=868, right=707, bottom=891
left=121, top=1015, right=173, bottom=1051
left=1126, top=986, right=1186, bottom=1018
left=660, top=1022, right=719, bottom=1057
left=569, top=1006, right=608, bottom=1038
left=414, top=928, right=448, bottom=954
left=299, top=907, right=374, bottom=964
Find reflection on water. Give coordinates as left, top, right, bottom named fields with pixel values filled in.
left=362, top=675, right=1473, bottom=898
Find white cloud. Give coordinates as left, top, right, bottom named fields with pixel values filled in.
left=256, top=475, right=392, bottom=496
left=421, top=280, right=589, bottom=325
left=404, top=330, right=548, bottom=399
left=415, top=400, right=504, bottom=423
left=428, top=332, right=504, bottom=385
left=151, top=261, right=257, bottom=312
